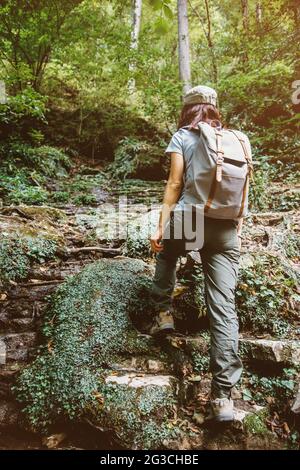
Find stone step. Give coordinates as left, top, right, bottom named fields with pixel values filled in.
left=239, top=338, right=300, bottom=365
left=163, top=334, right=300, bottom=369
left=105, top=372, right=177, bottom=389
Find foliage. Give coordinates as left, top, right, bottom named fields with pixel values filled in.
left=242, top=367, right=298, bottom=407
left=0, top=0, right=82, bottom=90
left=243, top=409, right=270, bottom=436
left=248, top=158, right=273, bottom=212
left=15, top=258, right=178, bottom=448
left=236, top=254, right=299, bottom=337
left=0, top=234, right=57, bottom=283
left=0, top=142, right=73, bottom=205
left=0, top=143, right=71, bottom=177
left=106, top=137, right=166, bottom=181
left=0, top=88, right=46, bottom=142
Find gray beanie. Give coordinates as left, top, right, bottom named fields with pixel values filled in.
left=183, top=85, right=217, bottom=106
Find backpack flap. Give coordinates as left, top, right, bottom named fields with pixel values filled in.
left=197, top=123, right=253, bottom=219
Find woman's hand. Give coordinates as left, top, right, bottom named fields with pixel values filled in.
left=150, top=226, right=163, bottom=253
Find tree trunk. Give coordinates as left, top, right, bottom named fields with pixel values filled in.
left=255, top=2, right=262, bottom=24
left=128, top=0, right=142, bottom=94
left=241, top=0, right=249, bottom=31
left=240, top=0, right=249, bottom=66
left=177, top=0, right=191, bottom=96
left=204, top=0, right=218, bottom=84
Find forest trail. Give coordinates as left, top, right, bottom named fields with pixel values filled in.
left=1, top=163, right=299, bottom=450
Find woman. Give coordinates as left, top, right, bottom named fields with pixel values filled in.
left=149, top=85, right=248, bottom=422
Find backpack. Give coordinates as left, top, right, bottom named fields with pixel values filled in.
left=182, top=122, right=253, bottom=220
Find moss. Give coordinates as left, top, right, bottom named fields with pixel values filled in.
left=243, top=409, right=269, bottom=436
left=0, top=234, right=58, bottom=283
left=15, top=258, right=177, bottom=449
left=93, top=380, right=179, bottom=449
left=14, top=205, right=67, bottom=222
left=236, top=253, right=299, bottom=337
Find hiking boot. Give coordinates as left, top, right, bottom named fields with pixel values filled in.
left=209, top=397, right=234, bottom=422
left=149, top=310, right=175, bottom=336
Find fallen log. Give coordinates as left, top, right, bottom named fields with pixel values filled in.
left=66, top=246, right=122, bottom=256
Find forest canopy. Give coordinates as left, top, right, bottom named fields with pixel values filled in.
left=0, top=0, right=299, bottom=157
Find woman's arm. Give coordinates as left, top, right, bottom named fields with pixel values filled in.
left=150, top=152, right=184, bottom=253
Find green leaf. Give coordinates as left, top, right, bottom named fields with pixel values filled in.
left=149, top=0, right=163, bottom=10
left=154, top=17, right=169, bottom=35
left=163, top=4, right=173, bottom=19
left=242, top=388, right=253, bottom=401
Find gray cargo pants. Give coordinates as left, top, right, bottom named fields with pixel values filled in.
left=150, top=215, right=243, bottom=399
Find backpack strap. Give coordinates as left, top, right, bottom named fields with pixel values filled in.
left=229, top=130, right=253, bottom=218
left=204, top=129, right=224, bottom=213
left=215, top=129, right=224, bottom=182
left=228, top=129, right=253, bottom=180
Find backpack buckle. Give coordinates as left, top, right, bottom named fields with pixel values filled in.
left=216, top=156, right=224, bottom=181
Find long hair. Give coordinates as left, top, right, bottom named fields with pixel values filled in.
left=177, top=103, right=222, bottom=131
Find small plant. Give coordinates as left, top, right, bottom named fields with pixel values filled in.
left=249, top=158, right=272, bottom=212
left=236, top=254, right=299, bottom=337
left=242, top=367, right=298, bottom=407
left=71, top=193, right=97, bottom=205
left=0, top=235, right=57, bottom=283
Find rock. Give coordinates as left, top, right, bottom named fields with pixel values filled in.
left=15, top=258, right=182, bottom=449
left=0, top=400, right=21, bottom=427
left=0, top=338, right=6, bottom=365
left=239, top=253, right=256, bottom=269
left=0, top=363, right=22, bottom=398
left=147, top=359, right=166, bottom=373
left=163, top=334, right=210, bottom=377
left=42, top=433, right=67, bottom=449
left=4, top=205, right=67, bottom=222
left=291, top=383, right=300, bottom=414
left=240, top=338, right=300, bottom=365
left=0, top=333, right=36, bottom=362
left=90, top=371, right=180, bottom=449
left=105, top=372, right=175, bottom=389
left=233, top=405, right=265, bottom=426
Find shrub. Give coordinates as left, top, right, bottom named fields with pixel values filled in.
left=236, top=254, right=299, bottom=337
left=0, top=235, right=57, bottom=283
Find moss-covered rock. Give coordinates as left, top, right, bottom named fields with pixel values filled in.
left=14, top=258, right=182, bottom=448
left=0, top=235, right=58, bottom=284
left=107, top=138, right=166, bottom=181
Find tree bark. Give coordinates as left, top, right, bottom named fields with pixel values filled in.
left=177, top=0, right=191, bottom=96
left=241, top=0, right=249, bottom=31
left=204, top=0, right=217, bottom=83
left=128, top=0, right=142, bottom=93
left=240, top=0, right=249, bottom=66
left=255, top=2, right=262, bottom=24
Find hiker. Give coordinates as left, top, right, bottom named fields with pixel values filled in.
left=149, top=85, right=253, bottom=422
